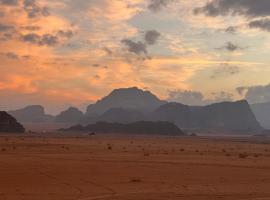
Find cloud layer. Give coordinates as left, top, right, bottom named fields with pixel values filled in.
left=0, top=0, right=270, bottom=113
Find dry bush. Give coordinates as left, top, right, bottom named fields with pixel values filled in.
left=180, top=148, right=185, bottom=152
left=144, top=152, right=150, bottom=156
left=239, top=153, right=248, bottom=159
left=130, top=177, right=142, bottom=183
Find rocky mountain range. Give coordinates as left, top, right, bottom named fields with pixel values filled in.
left=6, top=87, right=265, bottom=133
left=150, top=100, right=261, bottom=132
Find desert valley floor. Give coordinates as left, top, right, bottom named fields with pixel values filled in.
left=0, top=134, right=270, bottom=200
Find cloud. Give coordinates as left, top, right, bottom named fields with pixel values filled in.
left=194, top=0, right=270, bottom=18
left=217, top=42, right=243, bottom=52
left=121, top=30, right=161, bottom=58
left=0, top=0, right=50, bottom=18
left=23, top=0, right=50, bottom=18
left=20, top=25, right=41, bottom=31
left=224, top=26, right=238, bottom=34
left=237, top=83, right=270, bottom=104
left=148, top=0, right=173, bottom=12
left=0, top=52, right=19, bottom=60
left=57, top=30, right=74, bottom=38
left=20, top=30, right=75, bottom=46
left=249, top=18, right=270, bottom=32
left=211, top=64, right=240, bottom=79
left=144, top=30, right=161, bottom=45
left=168, top=90, right=205, bottom=105
left=0, top=0, right=19, bottom=6
left=0, top=24, right=14, bottom=32
left=168, top=90, right=233, bottom=106
left=20, top=33, right=58, bottom=46
left=0, top=24, right=16, bottom=41
left=121, top=39, right=147, bottom=56
left=193, top=0, right=270, bottom=33
left=103, top=47, right=113, bottom=55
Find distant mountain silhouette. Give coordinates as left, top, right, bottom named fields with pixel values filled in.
left=85, top=87, right=166, bottom=116
left=6, top=88, right=263, bottom=134
left=55, top=107, right=83, bottom=123
left=251, top=102, right=270, bottom=129
left=61, top=121, right=185, bottom=136
left=0, top=111, right=25, bottom=133
left=98, top=108, right=145, bottom=123
left=150, top=100, right=262, bottom=132
left=150, top=102, right=191, bottom=128
left=8, top=105, right=54, bottom=123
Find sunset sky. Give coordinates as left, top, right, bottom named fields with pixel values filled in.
left=1, top=0, right=270, bottom=114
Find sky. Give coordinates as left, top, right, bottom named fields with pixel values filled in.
left=1, top=0, right=270, bottom=114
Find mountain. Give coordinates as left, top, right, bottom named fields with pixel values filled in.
left=150, top=100, right=262, bottom=132
left=191, top=100, right=261, bottom=131
left=8, top=105, right=54, bottom=123
left=55, top=107, right=83, bottom=123
left=150, top=102, right=191, bottom=128
left=5, top=88, right=263, bottom=134
left=61, top=121, right=185, bottom=136
left=251, top=102, right=270, bottom=129
left=85, top=87, right=166, bottom=116
left=0, top=111, right=25, bottom=133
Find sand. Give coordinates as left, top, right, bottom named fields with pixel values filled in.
left=0, top=134, right=270, bottom=200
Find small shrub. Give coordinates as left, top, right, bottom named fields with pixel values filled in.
left=239, top=153, right=248, bottom=159
left=130, top=178, right=142, bottom=183
left=144, top=152, right=150, bottom=156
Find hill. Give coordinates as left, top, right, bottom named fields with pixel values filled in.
left=8, top=105, right=54, bottom=123
left=55, top=107, right=83, bottom=123
left=61, top=121, right=185, bottom=136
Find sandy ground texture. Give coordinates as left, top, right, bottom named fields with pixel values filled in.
left=0, top=134, right=270, bottom=200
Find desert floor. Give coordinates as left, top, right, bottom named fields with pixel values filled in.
left=0, top=134, right=270, bottom=200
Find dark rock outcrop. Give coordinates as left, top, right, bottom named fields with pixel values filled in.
left=8, top=105, right=54, bottom=123
left=85, top=87, right=166, bottom=116
left=61, top=121, right=185, bottom=136
left=55, top=107, right=83, bottom=123
left=0, top=111, right=25, bottom=133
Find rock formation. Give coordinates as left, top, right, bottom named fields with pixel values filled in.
left=0, top=111, right=25, bottom=133
left=8, top=105, right=54, bottom=123
left=55, top=107, right=83, bottom=123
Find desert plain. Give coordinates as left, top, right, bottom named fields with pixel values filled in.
left=0, top=133, right=270, bottom=200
